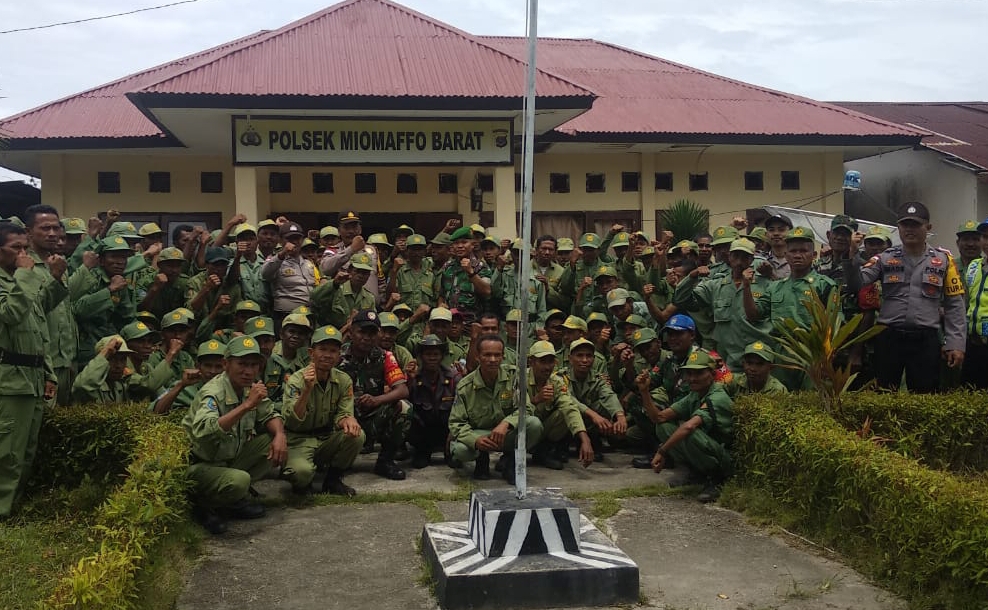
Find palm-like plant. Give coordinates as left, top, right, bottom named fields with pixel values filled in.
left=770, top=291, right=884, bottom=414
left=660, top=199, right=708, bottom=242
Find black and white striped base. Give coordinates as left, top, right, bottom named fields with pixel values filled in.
left=468, top=489, right=580, bottom=557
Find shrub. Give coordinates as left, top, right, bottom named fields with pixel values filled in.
left=659, top=199, right=708, bottom=242
left=734, top=393, right=988, bottom=608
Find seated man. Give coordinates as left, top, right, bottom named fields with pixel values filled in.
left=406, top=335, right=461, bottom=469
left=448, top=335, right=543, bottom=483
left=724, top=341, right=788, bottom=397
left=281, top=325, right=365, bottom=496
left=557, top=338, right=627, bottom=461
left=151, top=340, right=227, bottom=414
left=526, top=341, right=594, bottom=470
left=72, top=335, right=139, bottom=403
left=183, top=335, right=288, bottom=534
left=647, top=350, right=734, bottom=503
left=267, top=313, right=312, bottom=402
left=146, top=308, right=197, bottom=385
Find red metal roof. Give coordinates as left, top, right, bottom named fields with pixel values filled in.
left=479, top=37, right=921, bottom=139
left=832, top=102, right=988, bottom=171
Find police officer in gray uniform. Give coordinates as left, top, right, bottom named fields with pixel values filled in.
left=845, top=202, right=966, bottom=392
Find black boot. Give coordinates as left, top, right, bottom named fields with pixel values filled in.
left=192, top=504, right=228, bottom=535
left=555, top=437, right=572, bottom=462
left=500, top=452, right=516, bottom=484
left=533, top=442, right=564, bottom=470
left=374, top=451, right=406, bottom=480
left=360, top=434, right=376, bottom=454
left=321, top=468, right=357, bottom=497
left=227, top=497, right=266, bottom=520
left=472, top=452, right=491, bottom=480
left=411, top=449, right=431, bottom=469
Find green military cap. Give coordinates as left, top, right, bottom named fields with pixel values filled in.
left=481, top=234, right=500, bottom=246
left=257, top=219, right=278, bottom=230
left=368, top=233, right=392, bottom=247
left=830, top=214, right=858, bottom=233
left=432, top=232, right=452, bottom=245
left=621, top=313, right=649, bottom=328
left=235, top=300, right=261, bottom=313
left=1, top=216, right=25, bottom=228
left=416, top=334, right=448, bottom=354
left=162, top=308, right=193, bottom=329
left=350, top=252, right=374, bottom=271
left=639, top=246, right=655, bottom=258
left=226, top=335, right=262, bottom=358
left=319, top=225, right=340, bottom=238
left=392, top=303, right=413, bottom=315
left=634, top=231, right=650, bottom=243
left=578, top=232, right=601, bottom=248
left=291, top=305, right=312, bottom=317
left=246, top=316, right=275, bottom=337
left=234, top=223, right=257, bottom=237
left=743, top=340, right=773, bottom=362
left=586, top=311, right=609, bottom=326
left=611, top=232, right=631, bottom=248
left=406, top=234, right=427, bottom=247
left=594, top=264, right=617, bottom=279
left=301, top=238, right=319, bottom=249
left=544, top=308, right=567, bottom=322
left=339, top=211, right=361, bottom=223
left=557, top=237, right=575, bottom=252
left=209, top=229, right=224, bottom=243
left=606, top=287, right=630, bottom=309
left=120, top=321, right=156, bottom=341
left=138, top=222, right=163, bottom=237
left=205, top=247, right=232, bottom=263
left=197, top=339, right=226, bottom=359
left=506, top=308, right=523, bottom=322
left=747, top=226, right=768, bottom=242
left=379, top=312, right=400, bottom=329
left=61, top=218, right=86, bottom=235
left=674, top=239, right=699, bottom=254
left=394, top=224, right=415, bottom=237
left=711, top=226, right=739, bottom=246
left=282, top=313, right=312, bottom=329
left=470, top=223, right=486, bottom=236
left=681, top=349, right=716, bottom=370
left=511, top=237, right=524, bottom=251
left=135, top=311, right=158, bottom=326
left=957, top=220, right=980, bottom=235
left=569, top=338, right=595, bottom=353
left=95, top=334, right=134, bottom=354
left=450, top=226, right=473, bottom=241
left=107, top=221, right=139, bottom=239
left=729, top=238, right=756, bottom=255
left=864, top=225, right=891, bottom=242
left=312, top=325, right=344, bottom=345
left=158, top=246, right=184, bottom=261
left=99, top=236, right=134, bottom=252
left=430, top=307, right=453, bottom=322
left=528, top=340, right=556, bottom=358
left=562, top=315, right=587, bottom=331
left=785, top=226, right=816, bottom=242
left=632, top=328, right=658, bottom=348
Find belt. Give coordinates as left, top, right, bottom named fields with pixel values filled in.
left=0, top=349, right=45, bottom=368
left=888, top=327, right=938, bottom=337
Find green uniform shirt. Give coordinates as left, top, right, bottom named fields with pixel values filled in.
left=724, top=373, right=788, bottom=397
left=71, top=354, right=141, bottom=404
left=437, top=257, right=493, bottom=320
left=71, top=267, right=136, bottom=363
left=526, top=370, right=586, bottom=435
left=146, top=349, right=196, bottom=389
left=281, top=367, right=355, bottom=434
left=183, top=372, right=283, bottom=463
left=0, top=265, right=57, bottom=395
left=185, top=271, right=242, bottom=331
left=394, top=264, right=436, bottom=310
left=238, top=256, right=270, bottom=312
left=497, top=265, right=547, bottom=320
left=311, top=280, right=376, bottom=329
left=28, top=250, right=75, bottom=370
left=136, top=275, right=189, bottom=322
left=557, top=366, right=623, bottom=418
left=754, top=271, right=839, bottom=329
left=532, top=260, right=567, bottom=311
left=669, top=384, right=734, bottom=446
left=448, top=364, right=521, bottom=449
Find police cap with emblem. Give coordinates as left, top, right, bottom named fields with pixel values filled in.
left=352, top=309, right=381, bottom=328
left=896, top=202, right=930, bottom=224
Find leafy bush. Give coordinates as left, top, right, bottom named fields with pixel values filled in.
left=33, top=404, right=190, bottom=610
left=734, top=393, right=988, bottom=608
left=659, top=199, right=708, bottom=242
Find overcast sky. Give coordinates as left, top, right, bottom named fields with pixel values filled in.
left=1, top=0, right=985, bottom=181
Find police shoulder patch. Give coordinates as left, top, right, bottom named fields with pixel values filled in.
left=205, top=397, right=218, bottom=411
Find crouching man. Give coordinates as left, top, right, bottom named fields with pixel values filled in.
left=183, top=335, right=288, bottom=534
left=281, top=325, right=364, bottom=496
left=647, top=350, right=733, bottom=503
left=448, top=335, right=543, bottom=483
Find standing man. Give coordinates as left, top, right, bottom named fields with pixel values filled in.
left=845, top=202, right=966, bottom=392
left=437, top=226, right=492, bottom=324
left=388, top=233, right=436, bottom=310
left=321, top=212, right=380, bottom=305
left=262, top=222, right=316, bottom=328
left=760, top=213, right=793, bottom=279
left=0, top=222, right=60, bottom=517
left=533, top=236, right=567, bottom=311
left=963, top=218, right=988, bottom=388
left=71, top=236, right=137, bottom=364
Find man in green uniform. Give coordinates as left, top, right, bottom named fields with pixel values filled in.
left=231, top=224, right=270, bottom=312
left=281, top=325, right=364, bottom=496
left=448, top=334, right=543, bottom=483
left=724, top=341, right=788, bottom=397
left=183, top=335, right=288, bottom=534
left=526, top=340, right=594, bottom=470
left=146, top=308, right=197, bottom=387
left=186, top=247, right=242, bottom=334
left=311, top=252, right=376, bottom=328
left=437, top=226, right=493, bottom=324
left=152, top=340, right=226, bottom=414
left=71, top=236, right=137, bottom=364
left=0, top=223, right=59, bottom=516
left=557, top=338, right=627, bottom=462
left=72, top=335, right=141, bottom=403
left=388, top=233, right=436, bottom=310
left=267, top=313, right=312, bottom=402
left=137, top=246, right=189, bottom=322
left=620, top=328, right=672, bottom=468
left=647, top=350, right=734, bottom=502
left=533, top=236, right=568, bottom=311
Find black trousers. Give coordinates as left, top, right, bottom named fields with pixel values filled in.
left=962, top=337, right=988, bottom=389
left=874, top=327, right=941, bottom=393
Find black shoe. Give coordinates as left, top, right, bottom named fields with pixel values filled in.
left=697, top=481, right=722, bottom=503
left=360, top=437, right=376, bottom=454
left=193, top=506, right=228, bottom=535
left=394, top=444, right=411, bottom=461
left=321, top=469, right=357, bottom=497
left=555, top=439, right=572, bottom=462
left=291, top=483, right=315, bottom=496
left=472, top=453, right=491, bottom=480
left=669, top=469, right=706, bottom=489
left=500, top=454, right=516, bottom=484
left=374, top=459, right=406, bottom=480
left=228, top=498, right=266, bottom=520
left=631, top=455, right=654, bottom=469
left=494, top=457, right=505, bottom=472
left=446, top=456, right=463, bottom=469
left=411, top=452, right=431, bottom=469
left=533, top=444, right=564, bottom=470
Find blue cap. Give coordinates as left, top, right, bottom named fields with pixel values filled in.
left=978, top=217, right=988, bottom=233
left=663, top=314, right=696, bottom=332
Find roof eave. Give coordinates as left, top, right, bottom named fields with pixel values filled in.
left=540, top=131, right=923, bottom=147
left=0, top=135, right=179, bottom=151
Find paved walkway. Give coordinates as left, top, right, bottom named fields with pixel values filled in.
left=177, top=453, right=904, bottom=610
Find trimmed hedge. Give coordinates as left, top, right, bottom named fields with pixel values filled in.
left=734, top=393, right=988, bottom=608
left=833, top=390, right=988, bottom=473
left=33, top=404, right=190, bottom=610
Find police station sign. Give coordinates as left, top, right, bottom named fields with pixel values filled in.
left=232, top=117, right=513, bottom=165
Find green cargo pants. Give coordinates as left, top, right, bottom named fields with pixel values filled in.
left=655, top=421, right=733, bottom=479
left=538, top=409, right=574, bottom=443
left=281, top=429, right=366, bottom=489
left=0, top=394, right=45, bottom=516
left=450, top=416, right=544, bottom=464
left=187, top=434, right=274, bottom=509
